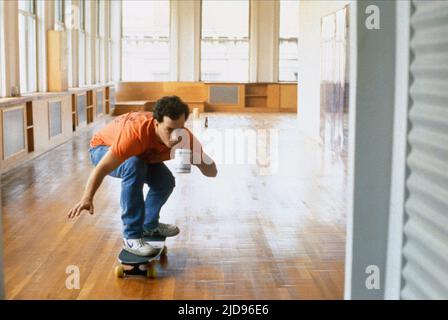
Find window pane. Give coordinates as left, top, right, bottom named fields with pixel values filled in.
left=79, top=32, right=85, bottom=85
left=201, top=0, right=249, bottom=82
left=279, top=0, right=298, bottom=82
left=19, top=11, right=37, bottom=94
left=19, top=13, right=27, bottom=93
left=19, top=0, right=34, bottom=13
left=27, top=16, right=37, bottom=92
left=79, top=0, right=85, bottom=30
left=97, top=0, right=104, bottom=37
left=55, top=0, right=63, bottom=23
left=122, top=0, right=170, bottom=81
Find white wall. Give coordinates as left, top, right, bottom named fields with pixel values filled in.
left=297, top=0, right=350, bottom=142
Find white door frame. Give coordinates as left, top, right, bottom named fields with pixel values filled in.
left=384, top=0, right=411, bottom=300
left=344, top=0, right=399, bottom=299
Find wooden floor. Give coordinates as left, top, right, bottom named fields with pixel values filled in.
left=2, top=113, right=348, bottom=299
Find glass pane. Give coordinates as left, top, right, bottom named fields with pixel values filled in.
left=100, top=39, right=105, bottom=83
left=122, top=0, right=169, bottom=37
left=79, top=32, right=85, bottom=85
left=55, top=0, right=62, bottom=22
left=111, top=41, right=120, bottom=82
left=97, top=0, right=103, bottom=36
left=279, top=0, right=299, bottom=82
left=19, top=0, right=34, bottom=13
left=122, top=39, right=170, bottom=81
left=27, top=16, right=37, bottom=92
left=19, top=14, right=27, bottom=93
left=79, top=0, right=85, bottom=30
left=122, top=0, right=170, bottom=81
left=201, top=0, right=249, bottom=82
left=95, top=38, right=100, bottom=82
left=279, top=40, right=298, bottom=82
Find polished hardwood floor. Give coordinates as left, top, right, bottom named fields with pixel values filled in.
left=2, top=113, right=348, bottom=299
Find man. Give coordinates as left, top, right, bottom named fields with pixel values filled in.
left=67, top=96, right=217, bottom=256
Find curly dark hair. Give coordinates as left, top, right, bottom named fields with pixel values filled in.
left=153, top=96, right=190, bottom=122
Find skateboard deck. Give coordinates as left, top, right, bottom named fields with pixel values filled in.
left=115, top=236, right=167, bottom=278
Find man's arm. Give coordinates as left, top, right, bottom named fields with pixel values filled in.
left=67, top=150, right=123, bottom=218
left=193, top=152, right=217, bottom=178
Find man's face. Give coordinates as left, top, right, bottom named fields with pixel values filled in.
left=155, top=115, right=186, bottom=148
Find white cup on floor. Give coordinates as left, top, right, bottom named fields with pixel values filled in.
left=174, top=149, right=192, bottom=174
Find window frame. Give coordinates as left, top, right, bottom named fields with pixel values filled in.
left=199, top=0, right=251, bottom=83
left=79, top=0, right=86, bottom=32
left=121, top=0, right=171, bottom=81
left=55, top=0, right=65, bottom=29
left=96, top=0, right=105, bottom=83
left=278, top=0, right=299, bottom=83
left=18, top=0, right=38, bottom=94
left=78, top=0, right=88, bottom=86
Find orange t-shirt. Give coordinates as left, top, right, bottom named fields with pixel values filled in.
left=90, top=112, right=201, bottom=163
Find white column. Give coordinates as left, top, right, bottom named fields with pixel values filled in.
left=249, top=0, right=279, bottom=83
left=170, top=0, right=201, bottom=82
left=3, top=0, right=20, bottom=96
left=169, top=0, right=179, bottom=81
left=249, top=0, right=259, bottom=82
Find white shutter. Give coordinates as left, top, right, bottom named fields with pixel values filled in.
left=401, top=0, right=448, bottom=299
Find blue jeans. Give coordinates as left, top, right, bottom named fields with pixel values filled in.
left=89, top=146, right=175, bottom=239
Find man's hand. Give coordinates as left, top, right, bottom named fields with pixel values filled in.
left=66, top=150, right=122, bottom=219
left=67, top=198, right=94, bottom=219
left=193, top=151, right=217, bottom=177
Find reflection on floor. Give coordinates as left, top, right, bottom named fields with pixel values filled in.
left=2, top=112, right=347, bottom=299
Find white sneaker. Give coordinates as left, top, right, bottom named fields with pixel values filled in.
left=123, top=238, right=158, bottom=256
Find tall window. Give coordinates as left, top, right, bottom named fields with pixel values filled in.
left=110, top=0, right=120, bottom=82
left=55, top=0, right=65, bottom=28
left=279, top=0, right=298, bottom=82
left=79, top=0, right=85, bottom=31
left=78, top=0, right=86, bottom=86
left=122, top=0, right=170, bottom=81
left=96, top=0, right=105, bottom=83
left=19, top=0, right=37, bottom=93
left=201, top=0, right=249, bottom=82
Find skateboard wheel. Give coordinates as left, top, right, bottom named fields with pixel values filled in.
left=115, top=266, right=125, bottom=278
left=160, top=255, right=168, bottom=269
left=162, top=246, right=168, bottom=256
left=147, top=265, right=157, bottom=278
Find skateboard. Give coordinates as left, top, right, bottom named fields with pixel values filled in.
left=114, top=236, right=168, bottom=278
